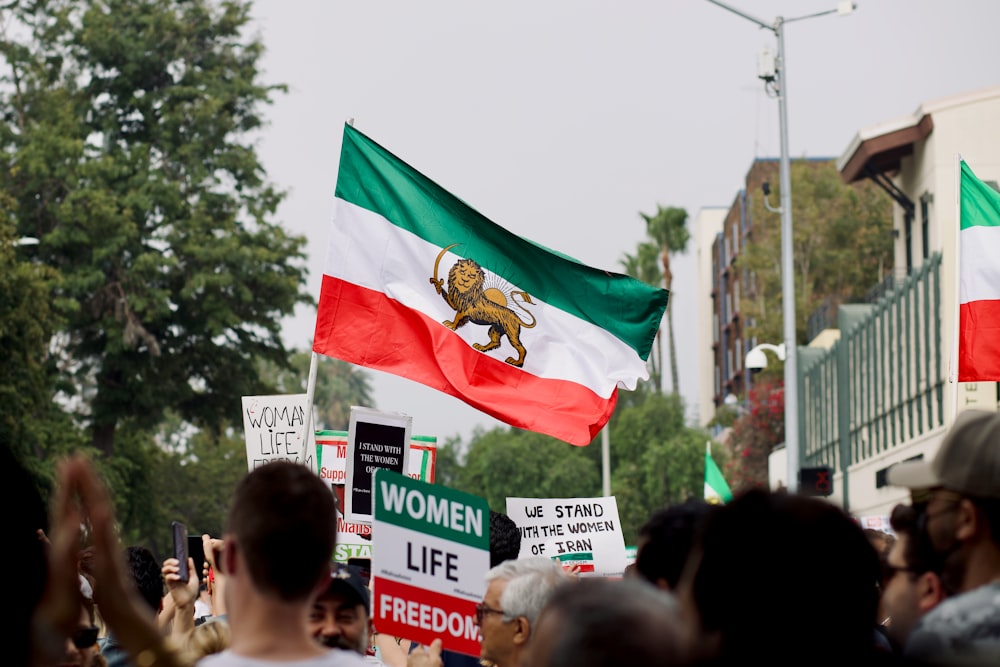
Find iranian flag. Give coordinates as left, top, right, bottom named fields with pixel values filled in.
left=704, top=442, right=733, bottom=504
left=958, top=160, right=1000, bottom=381
left=313, top=124, right=668, bottom=446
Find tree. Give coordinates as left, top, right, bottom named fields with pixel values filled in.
left=265, top=350, right=375, bottom=431
left=723, top=378, right=783, bottom=492
left=0, top=208, right=84, bottom=493
left=608, top=391, right=707, bottom=542
left=454, top=427, right=600, bottom=512
left=0, top=0, right=311, bottom=457
left=640, top=205, right=689, bottom=394
left=621, top=241, right=664, bottom=391
left=738, top=160, right=893, bottom=345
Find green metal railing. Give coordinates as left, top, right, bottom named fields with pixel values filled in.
left=799, top=253, right=944, bottom=486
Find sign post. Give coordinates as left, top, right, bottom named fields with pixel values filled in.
left=372, top=470, right=489, bottom=657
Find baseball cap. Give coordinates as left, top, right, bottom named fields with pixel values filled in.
left=323, top=563, right=370, bottom=615
left=888, top=409, right=1000, bottom=499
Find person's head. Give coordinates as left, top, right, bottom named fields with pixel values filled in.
left=524, top=578, right=692, bottom=667
left=635, top=499, right=715, bottom=591
left=678, top=489, right=882, bottom=664
left=124, top=545, right=164, bottom=616
left=309, top=563, right=371, bottom=654
left=223, top=461, right=338, bottom=602
left=489, top=511, right=521, bottom=568
left=62, top=579, right=103, bottom=667
left=881, top=504, right=948, bottom=649
left=180, top=619, right=231, bottom=663
left=478, top=557, right=569, bottom=667
left=888, top=409, right=1000, bottom=593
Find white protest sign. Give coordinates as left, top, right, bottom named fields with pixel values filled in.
left=241, top=394, right=317, bottom=473
left=316, top=430, right=438, bottom=562
left=505, top=496, right=628, bottom=577
left=344, top=406, right=412, bottom=523
left=373, top=470, right=489, bottom=657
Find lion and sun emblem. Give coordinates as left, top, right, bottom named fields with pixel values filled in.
left=429, top=243, right=537, bottom=368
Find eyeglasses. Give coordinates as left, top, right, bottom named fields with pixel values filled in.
left=72, top=625, right=99, bottom=649
left=474, top=603, right=507, bottom=625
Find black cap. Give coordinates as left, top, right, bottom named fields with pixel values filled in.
left=324, top=563, right=370, bottom=615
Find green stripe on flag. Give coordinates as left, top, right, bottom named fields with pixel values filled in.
left=335, top=124, right=668, bottom=360
left=374, top=469, right=489, bottom=550
left=961, top=160, right=1000, bottom=230
left=705, top=448, right=733, bottom=504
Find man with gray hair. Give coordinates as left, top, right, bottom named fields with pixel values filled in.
left=474, top=557, right=569, bottom=667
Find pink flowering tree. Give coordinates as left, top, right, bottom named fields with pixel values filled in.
left=723, top=379, right=785, bottom=493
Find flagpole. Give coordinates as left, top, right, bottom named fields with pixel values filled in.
left=601, top=425, right=611, bottom=496
left=304, top=350, right=319, bottom=448
left=949, top=154, right=963, bottom=424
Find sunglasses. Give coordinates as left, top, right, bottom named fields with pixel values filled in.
left=72, top=625, right=99, bottom=649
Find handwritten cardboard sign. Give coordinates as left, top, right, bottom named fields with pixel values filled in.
left=241, top=394, right=317, bottom=473
left=344, top=406, right=412, bottom=523
left=505, top=496, right=628, bottom=577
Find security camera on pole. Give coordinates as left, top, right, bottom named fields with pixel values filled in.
left=706, top=0, right=856, bottom=492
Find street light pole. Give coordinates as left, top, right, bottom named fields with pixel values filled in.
left=774, top=16, right=799, bottom=493
left=705, top=0, right=855, bottom=493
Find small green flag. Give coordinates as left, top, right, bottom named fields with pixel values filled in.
left=705, top=442, right=733, bottom=504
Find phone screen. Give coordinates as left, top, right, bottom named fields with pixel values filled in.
left=188, top=535, right=207, bottom=582
left=172, top=521, right=189, bottom=583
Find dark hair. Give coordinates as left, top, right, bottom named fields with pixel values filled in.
left=489, top=511, right=521, bottom=568
left=226, top=462, right=337, bottom=601
left=536, top=578, right=689, bottom=667
left=125, top=546, right=165, bottom=614
left=890, top=504, right=943, bottom=579
left=636, top=499, right=714, bottom=589
left=688, top=489, right=881, bottom=664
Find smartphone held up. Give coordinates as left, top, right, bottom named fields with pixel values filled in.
left=171, top=521, right=189, bottom=583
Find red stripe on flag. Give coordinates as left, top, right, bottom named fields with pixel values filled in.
left=372, top=577, right=482, bottom=657
left=313, top=275, right=615, bottom=445
left=959, top=299, right=1000, bottom=381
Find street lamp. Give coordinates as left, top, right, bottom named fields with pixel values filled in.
left=706, top=0, right=855, bottom=492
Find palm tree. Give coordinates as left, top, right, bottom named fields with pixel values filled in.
left=621, top=241, right=664, bottom=392
left=640, top=205, right=689, bottom=395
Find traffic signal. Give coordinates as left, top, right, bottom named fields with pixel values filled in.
left=799, top=466, right=834, bottom=497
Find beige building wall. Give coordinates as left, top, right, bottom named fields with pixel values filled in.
left=695, top=206, right=727, bottom=427
left=834, top=86, right=1000, bottom=518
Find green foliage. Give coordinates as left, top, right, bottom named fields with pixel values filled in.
left=262, top=350, right=375, bottom=431
left=445, top=390, right=710, bottom=544
left=1, top=0, right=311, bottom=457
left=452, top=428, right=599, bottom=512
left=609, top=392, right=707, bottom=541
left=738, top=160, right=893, bottom=345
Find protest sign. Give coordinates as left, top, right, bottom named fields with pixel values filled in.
left=505, top=496, right=628, bottom=577
left=241, top=394, right=317, bottom=473
left=373, top=470, right=488, bottom=657
left=344, top=406, right=411, bottom=523
left=317, top=431, right=438, bottom=562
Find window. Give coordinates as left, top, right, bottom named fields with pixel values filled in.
left=920, top=193, right=930, bottom=261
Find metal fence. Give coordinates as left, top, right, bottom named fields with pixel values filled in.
left=799, top=253, right=944, bottom=472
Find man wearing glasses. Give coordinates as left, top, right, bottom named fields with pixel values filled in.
left=879, top=503, right=949, bottom=652
left=474, top=558, right=569, bottom=667
left=888, top=409, right=1000, bottom=665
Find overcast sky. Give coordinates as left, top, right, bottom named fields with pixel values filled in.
left=247, top=0, right=1000, bottom=445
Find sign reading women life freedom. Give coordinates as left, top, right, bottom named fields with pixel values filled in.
left=506, top=496, right=628, bottom=577
left=373, top=469, right=489, bottom=657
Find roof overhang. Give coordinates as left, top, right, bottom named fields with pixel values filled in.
left=837, top=113, right=934, bottom=184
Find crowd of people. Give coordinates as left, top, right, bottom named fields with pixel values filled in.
left=12, top=408, right=1000, bottom=666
